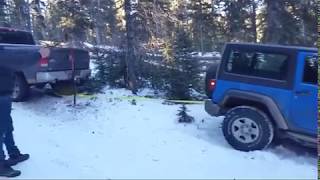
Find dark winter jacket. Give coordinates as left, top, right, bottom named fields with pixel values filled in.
left=0, top=57, right=28, bottom=95
left=0, top=67, right=14, bottom=132
left=0, top=58, right=29, bottom=133
left=0, top=95, right=13, bottom=133
left=0, top=67, right=15, bottom=95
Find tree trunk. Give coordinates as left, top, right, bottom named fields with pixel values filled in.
left=199, top=0, right=204, bottom=54
left=251, top=0, right=257, bottom=43
left=124, top=0, right=138, bottom=94
left=0, top=0, right=7, bottom=26
left=25, top=0, right=32, bottom=31
left=264, top=0, right=280, bottom=43
left=95, top=0, right=102, bottom=45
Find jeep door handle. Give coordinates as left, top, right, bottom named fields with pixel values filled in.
left=295, top=90, right=311, bottom=96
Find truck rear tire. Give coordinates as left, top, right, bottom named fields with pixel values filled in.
left=51, top=81, right=76, bottom=96
left=12, top=74, right=30, bottom=102
left=222, top=106, right=274, bottom=152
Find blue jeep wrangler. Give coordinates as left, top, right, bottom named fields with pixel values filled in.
left=205, top=43, right=318, bottom=152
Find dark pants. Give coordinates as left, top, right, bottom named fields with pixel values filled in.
left=0, top=96, right=19, bottom=161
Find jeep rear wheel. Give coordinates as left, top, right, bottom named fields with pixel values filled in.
left=222, top=106, right=274, bottom=152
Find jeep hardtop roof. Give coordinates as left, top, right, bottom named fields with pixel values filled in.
left=226, top=42, right=317, bottom=53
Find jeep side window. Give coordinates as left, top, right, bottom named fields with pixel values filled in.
left=226, top=50, right=288, bottom=80
left=303, top=56, right=318, bottom=84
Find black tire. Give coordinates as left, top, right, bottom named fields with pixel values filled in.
left=12, top=74, right=30, bottom=102
left=222, top=106, right=274, bottom=152
left=51, top=81, right=76, bottom=96
left=205, top=63, right=219, bottom=98
left=34, top=83, right=46, bottom=89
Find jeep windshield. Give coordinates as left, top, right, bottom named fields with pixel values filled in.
left=0, top=30, right=35, bottom=45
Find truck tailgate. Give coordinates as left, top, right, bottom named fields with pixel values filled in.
left=46, top=48, right=90, bottom=71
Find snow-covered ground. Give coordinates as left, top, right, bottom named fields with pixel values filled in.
left=10, top=88, right=317, bottom=179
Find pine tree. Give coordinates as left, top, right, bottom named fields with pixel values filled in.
left=16, top=0, right=31, bottom=30
left=1, top=0, right=32, bottom=30
left=0, top=0, right=9, bottom=26
left=91, top=47, right=126, bottom=88
left=249, top=0, right=258, bottom=42
left=261, top=0, right=317, bottom=46
left=46, top=0, right=92, bottom=46
left=166, top=27, right=200, bottom=100
left=136, top=0, right=172, bottom=43
left=216, top=0, right=256, bottom=42
left=189, top=0, right=218, bottom=52
left=290, top=0, right=317, bottom=46
left=88, top=0, right=119, bottom=45
left=262, top=0, right=296, bottom=44
left=30, top=0, right=45, bottom=40
left=45, top=0, right=64, bottom=41
left=124, top=0, right=139, bottom=93
left=177, top=104, right=194, bottom=123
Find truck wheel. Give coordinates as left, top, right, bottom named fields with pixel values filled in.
left=51, top=81, right=76, bottom=96
left=205, top=63, right=219, bottom=98
left=12, top=74, right=30, bottom=102
left=222, top=106, right=274, bottom=152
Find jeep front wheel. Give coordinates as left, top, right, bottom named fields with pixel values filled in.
left=222, top=106, right=274, bottom=152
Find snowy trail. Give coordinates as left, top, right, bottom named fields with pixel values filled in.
left=9, top=89, right=317, bottom=179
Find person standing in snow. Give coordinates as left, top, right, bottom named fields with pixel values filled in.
left=0, top=63, right=31, bottom=177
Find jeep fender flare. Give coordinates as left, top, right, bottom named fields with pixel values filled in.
left=220, top=90, right=289, bottom=130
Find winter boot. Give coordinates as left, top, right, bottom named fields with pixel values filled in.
left=6, top=154, right=30, bottom=166
left=0, top=161, right=21, bottom=178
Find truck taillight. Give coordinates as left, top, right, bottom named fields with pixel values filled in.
left=39, top=57, right=49, bottom=67
left=39, top=47, right=50, bottom=68
left=208, top=79, right=217, bottom=91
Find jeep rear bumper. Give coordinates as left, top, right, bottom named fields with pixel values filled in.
left=205, top=99, right=221, bottom=116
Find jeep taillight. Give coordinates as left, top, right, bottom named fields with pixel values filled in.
left=39, top=57, right=49, bottom=67
left=208, top=79, right=217, bottom=91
